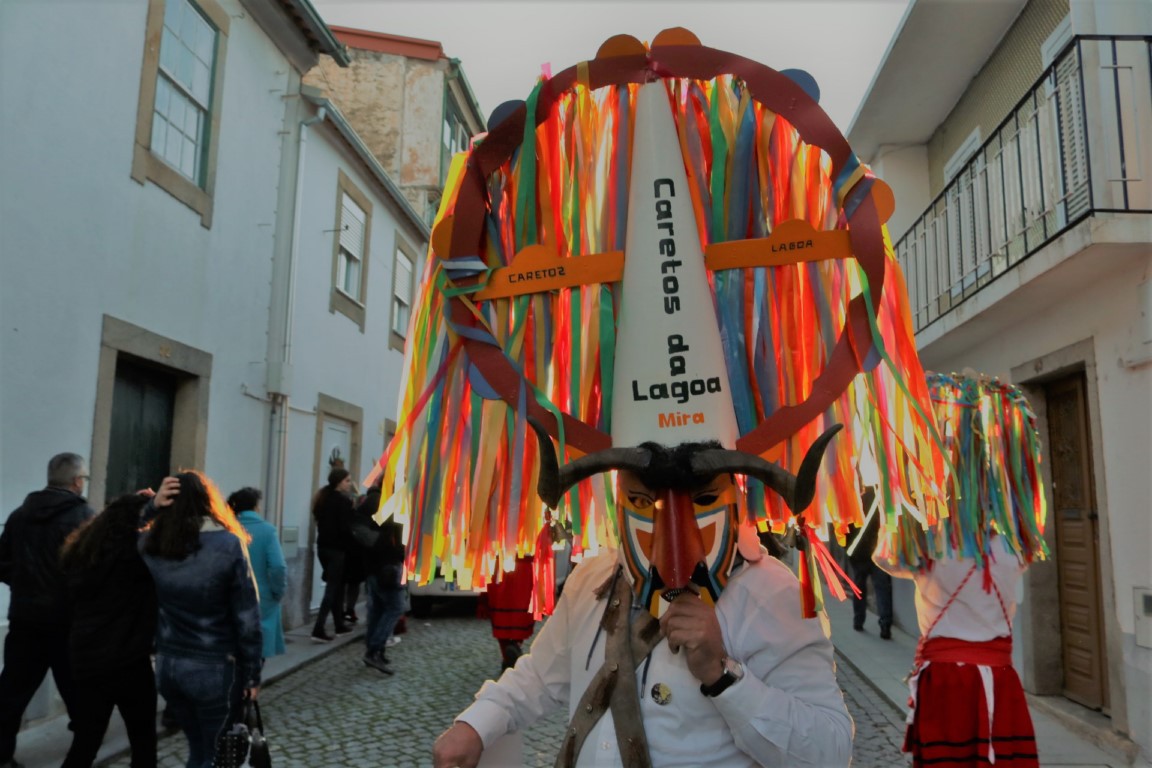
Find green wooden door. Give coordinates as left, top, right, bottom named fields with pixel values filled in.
left=107, top=358, right=176, bottom=499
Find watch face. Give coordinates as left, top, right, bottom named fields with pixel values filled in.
left=723, top=657, right=744, bottom=681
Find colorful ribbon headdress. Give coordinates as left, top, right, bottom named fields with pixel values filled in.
left=374, top=29, right=949, bottom=613
left=881, top=372, right=1049, bottom=569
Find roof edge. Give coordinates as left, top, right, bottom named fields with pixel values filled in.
left=329, top=26, right=446, bottom=61
left=285, top=0, right=350, bottom=66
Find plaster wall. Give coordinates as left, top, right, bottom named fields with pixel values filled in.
left=1069, top=0, right=1152, bottom=36
left=0, top=0, right=303, bottom=718
left=868, top=143, right=930, bottom=243
left=925, top=0, right=1068, bottom=196
left=307, top=52, right=408, bottom=179
left=0, top=0, right=303, bottom=508
left=305, top=50, right=447, bottom=213
left=399, top=64, right=445, bottom=191
left=275, top=120, right=423, bottom=627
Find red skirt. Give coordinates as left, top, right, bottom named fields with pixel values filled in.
left=906, top=655, right=1038, bottom=767
left=484, top=556, right=536, bottom=641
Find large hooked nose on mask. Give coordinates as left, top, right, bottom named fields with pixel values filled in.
left=651, top=489, right=706, bottom=596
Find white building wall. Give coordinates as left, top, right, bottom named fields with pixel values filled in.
left=0, top=0, right=326, bottom=724
left=277, top=114, right=424, bottom=625
left=0, top=0, right=303, bottom=511
left=868, top=143, right=930, bottom=242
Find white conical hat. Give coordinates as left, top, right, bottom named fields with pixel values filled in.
left=610, top=82, right=739, bottom=450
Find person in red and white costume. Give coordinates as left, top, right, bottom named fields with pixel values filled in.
left=877, top=541, right=1038, bottom=768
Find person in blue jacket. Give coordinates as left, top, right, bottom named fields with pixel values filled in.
left=229, top=487, right=287, bottom=660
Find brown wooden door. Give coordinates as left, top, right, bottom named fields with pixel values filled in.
left=1045, top=372, right=1108, bottom=712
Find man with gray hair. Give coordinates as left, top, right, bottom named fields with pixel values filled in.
left=0, top=453, right=95, bottom=768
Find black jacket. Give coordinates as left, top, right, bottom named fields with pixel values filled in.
left=354, top=489, right=406, bottom=584
left=313, top=490, right=354, bottom=552
left=846, top=513, right=880, bottom=569
left=0, top=488, right=94, bottom=624
left=65, top=531, right=157, bottom=679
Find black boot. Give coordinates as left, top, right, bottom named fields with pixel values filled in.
left=500, top=640, right=522, bottom=671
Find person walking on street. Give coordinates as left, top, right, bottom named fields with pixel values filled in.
left=342, top=486, right=368, bottom=627
left=310, top=468, right=355, bottom=642
left=0, top=452, right=95, bottom=768
left=878, top=545, right=1037, bottom=767
left=230, top=487, right=287, bottom=661
left=59, top=493, right=157, bottom=768
left=480, top=555, right=536, bottom=673
left=353, top=484, right=405, bottom=675
left=847, top=496, right=893, bottom=639
left=874, top=372, right=1045, bottom=767
left=140, top=472, right=262, bottom=768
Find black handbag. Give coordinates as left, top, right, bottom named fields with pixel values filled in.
left=214, top=698, right=271, bottom=768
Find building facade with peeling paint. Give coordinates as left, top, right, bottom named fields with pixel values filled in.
left=305, top=27, right=487, bottom=227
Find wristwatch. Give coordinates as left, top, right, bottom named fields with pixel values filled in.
left=700, top=656, right=744, bottom=697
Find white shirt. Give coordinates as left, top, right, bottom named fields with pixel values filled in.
left=879, top=551, right=1024, bottom=641
left=458, top=552, right=852, bottom=767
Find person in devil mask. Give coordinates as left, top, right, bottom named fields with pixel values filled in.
left=433, top=439, right=851, bottom=768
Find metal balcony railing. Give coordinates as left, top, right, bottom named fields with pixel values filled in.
left=895, top=36, right=1152, bottom=333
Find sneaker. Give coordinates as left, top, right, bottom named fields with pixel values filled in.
left=852, top=623, right=864, bottom=632
left=311, top=631, right=333, bottom=643
left=334, top=625, right=354, bottom=636
left=362, top=652, right=394, bottom=675
left=344, top=610, right=359, bottom=624
left=385, top=635, right=401, bottom=648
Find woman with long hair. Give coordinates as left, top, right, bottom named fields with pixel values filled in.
left=310, top=468, right=355, bottom=642
left=59, top=492, right=157, bottom=768
left=140, top=472, right=262, bottom=768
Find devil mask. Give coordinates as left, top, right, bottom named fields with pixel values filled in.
left=616, top=442, right=739, bottom=615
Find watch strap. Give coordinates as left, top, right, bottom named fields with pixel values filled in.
left=699, top=658, right=740, bottom=697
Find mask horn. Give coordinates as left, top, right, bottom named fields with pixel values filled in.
left=689, top=450, right=796, bottom=508
left=527, top=419, right=652, bottom=508
left=793, top=424, right=843, bottom=512
left=527, top=418, right=562, bottom=508
left=689, top=424, right=842, bottom=511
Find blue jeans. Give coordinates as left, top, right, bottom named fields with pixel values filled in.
left=365, top=572, right=405, bottom=655
left=156, top=654, right=240, bottom=768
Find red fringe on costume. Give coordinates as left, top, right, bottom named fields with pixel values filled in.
left=906, top=638, right=1038, bottom=767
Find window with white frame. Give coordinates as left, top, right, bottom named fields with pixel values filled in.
left=131, top=0, right=228, bottom=227
left=337, top=194, right=367, bottom=299
left=391, top=240, right=416, bottom=350
left=329, top=171, right=373, bottom=330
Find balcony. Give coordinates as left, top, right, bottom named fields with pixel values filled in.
left=895, top=36, right=1152, bottom=334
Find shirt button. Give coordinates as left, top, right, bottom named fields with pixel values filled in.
left=602, top=741, right=612, bottom=750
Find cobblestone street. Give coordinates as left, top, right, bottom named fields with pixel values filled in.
left=105, top=604, right=907, bottom=768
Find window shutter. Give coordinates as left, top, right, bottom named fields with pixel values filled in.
left=341, top=197, right=366, bottom=257
left=394, top=251, right=413, bottom=305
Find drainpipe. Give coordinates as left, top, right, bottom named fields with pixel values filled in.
left=264, top=96, right=327, bottom=527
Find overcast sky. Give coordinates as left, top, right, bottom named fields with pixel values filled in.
left=310, top=0, right=911, bottom=131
